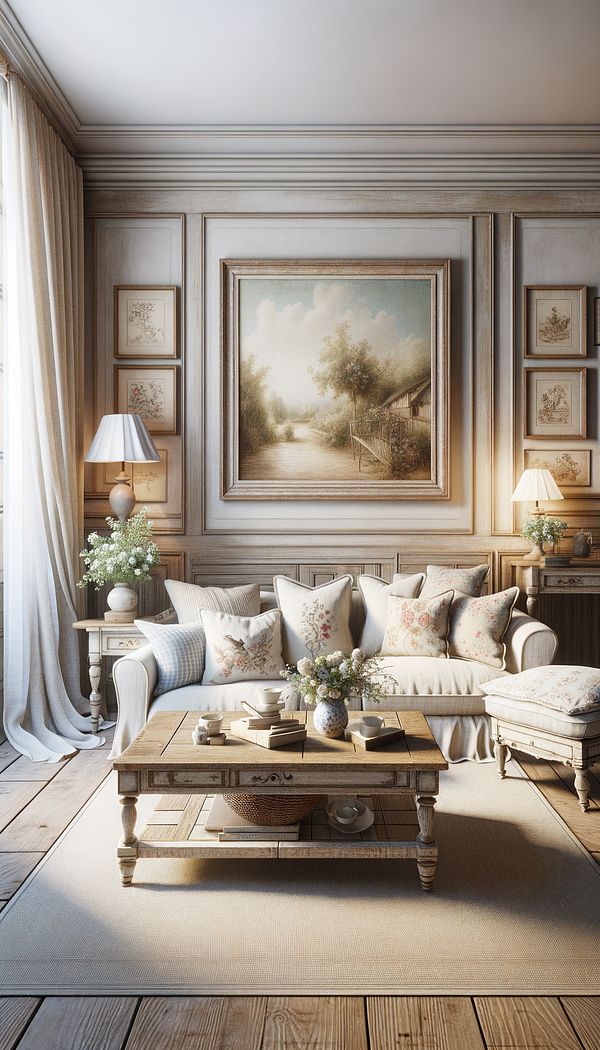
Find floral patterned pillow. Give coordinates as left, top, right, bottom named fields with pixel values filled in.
left=201, top=608, right=285, bottom=685
left=381, top=591, right=454, bottom=658
left=273, top=575, right=354, bottom=665
left=448, top=587, right=519, bottom=669
left=481, top=665, right=600, bottom=716
left=420, top=563, right=489, bottom=599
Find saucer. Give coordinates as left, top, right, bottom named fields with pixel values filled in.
left=326, top=800, right=374, bottom=834
left=346, top=720, right=382, bottom=740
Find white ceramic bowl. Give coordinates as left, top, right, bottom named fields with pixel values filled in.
left=199, top=712, right=223, bottom=736
left=336, top=804, right=361, bottom=825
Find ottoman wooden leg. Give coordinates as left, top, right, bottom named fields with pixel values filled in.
left=574, top=766, right=591, bottom=812
left=494, top=740, right=508, bottom=779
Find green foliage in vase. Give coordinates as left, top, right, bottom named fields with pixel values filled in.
left=521, top=515, right=568, bottom=548
left=78, top=507, right=160, bottom=590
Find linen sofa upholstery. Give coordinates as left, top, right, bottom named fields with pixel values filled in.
left=111, top=589, right=557, bottom=761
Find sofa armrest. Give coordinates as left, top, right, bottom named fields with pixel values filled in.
left=110, top=644, right=158, bottom=759
left=504, top=610, right=558, bottom=674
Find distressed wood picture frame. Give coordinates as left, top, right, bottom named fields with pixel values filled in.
left=524, top=285, right=587, bottom=358
left=523, top=448, right=591, bottom=488
left=114, top=365, right=178, bottom=435
left=524, top=367, right=587, bottom=440
left=220, top=259, right=450, bottom=501
left=114, top=285, right=177, bottom=358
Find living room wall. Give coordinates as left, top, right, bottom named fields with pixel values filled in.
left=83, top=184, right=600, bottom=662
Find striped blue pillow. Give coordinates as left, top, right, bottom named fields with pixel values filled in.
left=134, top=620, right=205, bottom=696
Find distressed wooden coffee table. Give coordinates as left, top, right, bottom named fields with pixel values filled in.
left=113, top=710, right=448, bottom=892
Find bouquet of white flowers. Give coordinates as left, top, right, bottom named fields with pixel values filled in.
left=281, top=649, right=387, bottom=706
left=78, top=507, right=160, bottom=590
left=521, top=515, right=567, bottom=550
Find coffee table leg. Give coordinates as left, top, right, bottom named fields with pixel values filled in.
left=416, top=794, right=438, bottom=892
left=118, top=794, right=138, bottom=886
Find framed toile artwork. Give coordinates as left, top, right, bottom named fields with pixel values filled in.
left=220, top=259, right=450, bottom=501
left=114, top=286, right=177, bottom=358
left=523, top=448, right=591, bottom=487
left=114, top=365, right=177, bottom=434
left=524, top=367, right=586, bottom=440
left=524, top=285, right=586, bottom=358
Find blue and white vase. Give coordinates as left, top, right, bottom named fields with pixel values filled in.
left=313, top=699, right=348, bottom=739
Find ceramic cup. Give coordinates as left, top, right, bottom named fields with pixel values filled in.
left=359, top=715, right=384, bottom=738
left=335, top=802, right=361, bottom=825
left=199, top=712, right=223, bottom=737
left=191, top=726, right=208, bottom=746
left=255, top=687, right=283, bottom=712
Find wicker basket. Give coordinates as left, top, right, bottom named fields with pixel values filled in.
left=226, top=793, right=322, bottom=826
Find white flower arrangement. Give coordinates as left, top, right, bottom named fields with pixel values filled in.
left=78, top=507, right=160, bottom=590
left=521, top=515, right=567, bottom=549
left=282, top=648, right=388, bottom=706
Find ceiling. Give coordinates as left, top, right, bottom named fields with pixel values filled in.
left=4, top=0, right=600, bottom=128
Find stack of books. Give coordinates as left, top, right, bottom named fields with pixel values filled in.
left=218, top=822, right=300, bottom=842
left=230, top=712, right=307, bottom=749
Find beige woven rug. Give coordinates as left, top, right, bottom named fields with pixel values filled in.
left=0, top=762, right=599, bottom=995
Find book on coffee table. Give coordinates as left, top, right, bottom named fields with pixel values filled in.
left=230, top=718, right=307, bottom=749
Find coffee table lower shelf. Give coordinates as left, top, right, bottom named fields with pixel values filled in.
left=117, top=792, right=439, bottom=892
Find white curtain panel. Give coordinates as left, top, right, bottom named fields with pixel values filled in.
left=2, top=77, right=103, bottom=760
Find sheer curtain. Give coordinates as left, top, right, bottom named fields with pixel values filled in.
left=2, top=75, right=104, bottom=760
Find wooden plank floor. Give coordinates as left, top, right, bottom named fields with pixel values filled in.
left=0, top=730, right=598, bottom=1049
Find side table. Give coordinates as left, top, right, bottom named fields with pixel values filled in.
left=74, top=609, right=173, bottom=732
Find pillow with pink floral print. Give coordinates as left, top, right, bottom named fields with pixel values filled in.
left=381, top=591, right=454, bottom=658
left=448, top=587, right=520, bottom=669
left=273, top=574, right=354, bottom=665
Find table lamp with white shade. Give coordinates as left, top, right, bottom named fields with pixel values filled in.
left=85, top=414, right=160, bottom=521
left=511, top=467, right=564, bottom=560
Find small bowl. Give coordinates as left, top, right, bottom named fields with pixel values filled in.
left=360, top=715, right=384, bottom=738
left=336, top=804, right=361, bottom=825
left=199, top=712, right=223, bottom=736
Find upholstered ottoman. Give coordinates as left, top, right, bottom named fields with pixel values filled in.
left=482, top=666, right=600, bottom=813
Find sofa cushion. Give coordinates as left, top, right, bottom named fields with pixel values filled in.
left=201, top=608, right=285, bottom=685
left=381, top=592, right=453, bottom=658
left=150, top=679, right=295, bottom=715
left=420, top=563, right=489, bottom=599
left=371, top=655, right=508, bottom=712
left=484, top=694, right=600, bottom=740
left=165, top=579, right=260, bottom=624
left=481, top=664, right=600, bottom=716
left=448, top=587, right=520, bottom=670
left=274, top=574, right=353, bottom=664
left=134, top=620, right=205, bottom=697
left=357, top=573, right=425, bottom=656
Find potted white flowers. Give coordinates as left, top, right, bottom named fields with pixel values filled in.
left=78, top=507, right=160, bottom=622
left=521, top=515, right=567, bottom=562
left=282, top=649, right=387, bottom=738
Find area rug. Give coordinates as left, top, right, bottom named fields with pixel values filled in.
left=0, top=762, right=599, bottom=995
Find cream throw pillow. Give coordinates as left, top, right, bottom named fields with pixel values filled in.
left=357, top=573, right=425, bottom=656
left=420, top=564, right=489, bottom=599
left=201, top=608, right=284, bottom=685
left=273, top=574, right=353, bottom=665
left=164, top=580, right=260, bottom=624
left=448, top=587, right=519, bottom=669
left=481, top=665, right=600, bottom=716
left=381, top=591, right=453, bottom=658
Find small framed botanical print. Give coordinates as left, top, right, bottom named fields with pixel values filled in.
left=524, top=367, right=586, bottom=439
left=114, top=286, right=177, bottom=358
left=132, top=450, right=168, bottom=503
left=523, top=448, right=591, bottom=487
left=524, top=285, right=587, bottom=358
left=115, top=365, right=177, bottom=434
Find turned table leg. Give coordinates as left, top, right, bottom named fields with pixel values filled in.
left=118, top=794, right=139, bottom=886
left=88, top=655, right=102, bottom=734
left=495, top=739, right=508, bottom=779
left=416, top=794, right=438, bottom=892
left=574, top=766, right=591, bottom=812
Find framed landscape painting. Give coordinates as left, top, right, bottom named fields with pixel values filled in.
left=220, top=259, right=450, bottom=500
left=114, top=286, right=177, bottom=358
left=524, top=367, right=586, bottom=440
left=524, top=285, right=586, bottom=358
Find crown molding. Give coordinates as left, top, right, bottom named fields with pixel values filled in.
left=0, top=0, right=79, bottom=146
left=80, top=152, right=600, bottom=190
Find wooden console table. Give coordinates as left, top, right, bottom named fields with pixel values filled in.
left=506, top=558, right=600, bottom=617
left=73, top=609, right=173, bottom=732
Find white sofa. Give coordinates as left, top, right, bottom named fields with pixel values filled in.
left=110, top=589, right=557, bottom=762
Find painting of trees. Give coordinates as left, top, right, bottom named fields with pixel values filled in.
left=311, top=322, right=382, bottom=420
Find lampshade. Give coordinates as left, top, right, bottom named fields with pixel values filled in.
left=85, top=414, right=160, bottom=463
left=511, top=468, right=564, bottom=503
